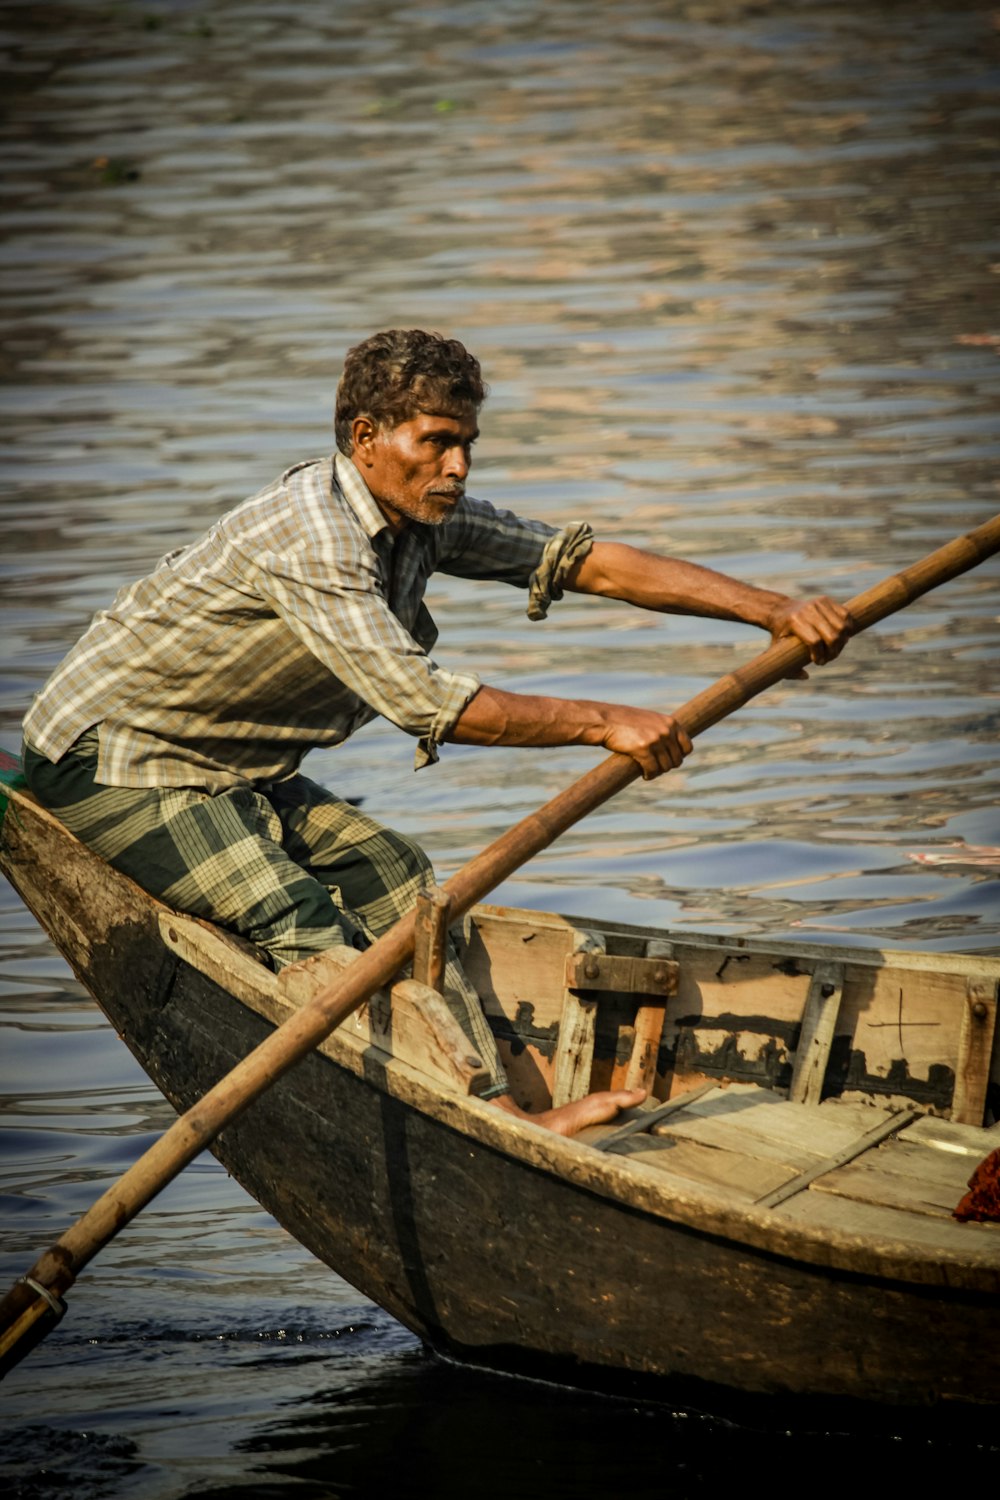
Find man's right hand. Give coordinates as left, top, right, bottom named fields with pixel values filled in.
left=598, top=708, right=693, bottom=779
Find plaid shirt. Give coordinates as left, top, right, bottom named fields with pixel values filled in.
left=24, top=453, right=592, bottom=792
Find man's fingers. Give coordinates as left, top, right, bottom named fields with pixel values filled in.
left=663, top=719, right=692, bottom=770
left=778, top=614, right=823, bottom=663
left=806, top=597, right=852, bottom=653
left=640, top=748, right=665, bottom=780
left=820, top=600, right=855, bottom=658
left=643, top=742, right=673, bottom=779
left=645, top=719, right=692, bottom=778
left=604, top=710, right=693, bottom=779
left=774, top=596, right=854, bottom=664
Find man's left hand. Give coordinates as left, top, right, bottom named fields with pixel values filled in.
left=766, top=596, right=854, bottom=673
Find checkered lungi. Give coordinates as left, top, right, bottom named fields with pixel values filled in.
left=22, top=729, right=507, bottom=1097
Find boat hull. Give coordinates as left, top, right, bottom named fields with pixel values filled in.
left=101, top=952, right=1000, bottom=1411
left=2, top=785, right=999, bottom=1413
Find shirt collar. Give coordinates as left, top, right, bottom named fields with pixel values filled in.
left=334, top=452, right=393, bottom=542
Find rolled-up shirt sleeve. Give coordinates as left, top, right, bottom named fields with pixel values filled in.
left=435, top=500, right=594, bottom=619
left=526, top=521, right=594, bottom=621
left=419, top=666, right=481, bottom=768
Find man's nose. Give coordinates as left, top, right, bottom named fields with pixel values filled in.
left=444, top=444, right=470, bottom=479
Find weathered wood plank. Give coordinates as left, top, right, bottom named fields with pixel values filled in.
left=549, top=992, right=597, bottom=1107
left=789, top=962, right=844, bottom=1106
left=459, top=908, right=577, bottom=1108
left=563, top=950, right=677, bottom=996
left=809, top=1137, right=988, bottom=1219
left=596, top=1080, right=716, bottom=1151
left=412, top=885, right=451, bottom=995
left=625, top=939, right=674, bottom=1092
left=277, top=947, right=490, bottom=1096
left=612, top=1136, right=794, bottom=1201
left=159, top=911, right=278, bottom=1011
left=625, top=1003, right=666, bottom=1093
left=550, top=929, right=605, bottom=1108
left=901, top=1114, right=1000, bottom=1156
left=835, top=965, right=973, bottom=1114
left=776, top=1186, right=1000, bottom=1263
left=653, top=1089, right=883, bottom=1168
left=755, top=1109, right=919, bottom=1209
left=951, top=979, right=998, bottom=1125
left=462, top=907, right=583, bottom=1031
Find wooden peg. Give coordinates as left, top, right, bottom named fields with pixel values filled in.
left=413, top=886, right=452, bottom=994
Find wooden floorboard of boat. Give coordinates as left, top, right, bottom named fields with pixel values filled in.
left=651, top=1087, right=886, bottom=1164
left=579, top=1089, right=877, bottom=1199
left=900, top=1114, right=1000, bottom=1154
left=776, top=1187, right=1000, bottom=1264
left=605, top=1135, right=792, bottom=1201
left=805, top=1133, right=992, bottom=1218
left=580, top=1086, right=904, bottom=1160
left=578, top=1085, right=1000, bottom=1234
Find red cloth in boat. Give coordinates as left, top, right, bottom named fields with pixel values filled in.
left=953, top=1146, right=1000, bottom=1223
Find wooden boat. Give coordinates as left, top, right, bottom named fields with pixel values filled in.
left=2, top=775, right=999, bottom=1418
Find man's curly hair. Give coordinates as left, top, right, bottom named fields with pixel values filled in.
left=334, top=329, right=487, bottom=455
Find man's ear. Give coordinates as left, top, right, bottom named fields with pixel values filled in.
left=351, top=415, right=378, bottom=466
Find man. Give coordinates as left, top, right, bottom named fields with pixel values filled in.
left=22, top=329, right=852, bottom=1135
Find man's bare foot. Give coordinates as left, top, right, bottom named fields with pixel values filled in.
left=492, top=1087, right=647, bottom=1137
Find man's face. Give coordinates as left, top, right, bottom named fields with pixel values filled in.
left=351, top=406, right=479, bottom=533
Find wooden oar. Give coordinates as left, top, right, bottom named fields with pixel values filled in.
left=1, top=512, right=998, bottom=1375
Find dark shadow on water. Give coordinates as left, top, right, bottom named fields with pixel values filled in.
left=180, top=1346, right=999, bottom=1500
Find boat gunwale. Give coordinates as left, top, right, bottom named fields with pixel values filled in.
left=472, top=900, right=1000, bottom=982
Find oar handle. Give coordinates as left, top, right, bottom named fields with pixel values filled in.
left=2, top=511, right=998, bottom=1369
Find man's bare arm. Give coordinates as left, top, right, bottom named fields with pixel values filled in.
left=567, top=542, right=853, bottom=664
left=448, top=685, right=692, bottom=781
left=446, top=542, right=852, bottom=779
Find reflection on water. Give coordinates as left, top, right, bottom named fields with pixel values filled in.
left=1, top=0, right=999, bottom=1493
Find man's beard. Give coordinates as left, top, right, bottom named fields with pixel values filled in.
left=388, top=484, right=464, bottom=526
